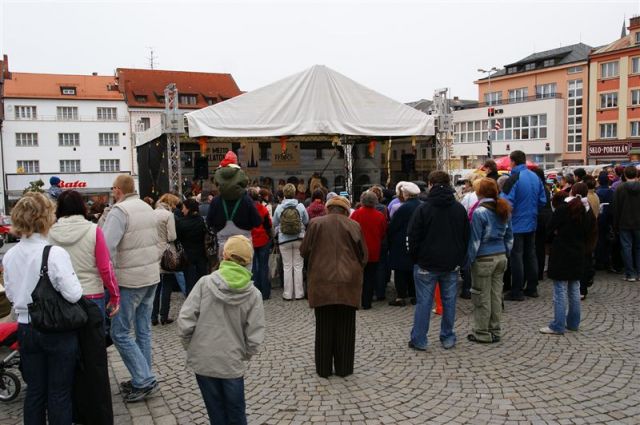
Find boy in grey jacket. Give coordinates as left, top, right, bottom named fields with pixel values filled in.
left=178, top=235, right=265, bottom=425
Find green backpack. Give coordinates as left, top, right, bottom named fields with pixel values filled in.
left=280, top=205, right=302, bottom=235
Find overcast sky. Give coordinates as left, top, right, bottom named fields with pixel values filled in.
left=1, top=0, right=639, bottom=102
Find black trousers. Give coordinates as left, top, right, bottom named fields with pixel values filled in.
left=152, top=273, right=176, bottom=321
left=361, top=262, right=378, bottom=309
left=580, top=251, right=595, bottom=296
left=394, top=269, right=416, bottom=299
left=314, top=305, right=356, bottom=378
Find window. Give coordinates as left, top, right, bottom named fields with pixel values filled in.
left=567, top=79, right=583, bottom=152
left=139, top=117, right=150, bottom=131
left=135, top=95, right=147, bottom=103
left=99, top=133, right=119, bottom=146
left=15, top=132, right=38, bottom=148
left=507, top=66, right=517, bottom=74
left=15, top=133, right=38, bottom=147
left=421, top=148, right=427, bottom=159
left=179, top=94, right=197, bottom=105
left=17, top=160, right=39, bottom=173
left=525, top=63, right=536, bottom=71
left=60, top=160, right=81, bottom=173
left=57, top=106, right=78, bottom=120
left=60, top=87, right=76, bottom=95
left=632, top=89, right=640, bottom=105
left=97, top=107, right=117, bottom=120
left=543, top=59, right=555, bottom=67
left=205, top=97, right=216, bottom=105
left=484, top=91, right=502, bottom=105
left=508, top=87, right=528, bottom=103
left=455, top=114, right=548, bottom=143
left=636, top=32, right=640, bottom=44
left=536, top=83, right=557, bottom=99
left=15, top=106, right=37, bottom=120
left=100, top=159, right=120, bottom=172
left=631, top=122, right=640, bottom=137
left=600, top=123, right=617, bottom=139
left=567, top=66, right=583, bottom=74
left=59, top=133, right=80, bottom=146
left=600, top=92, right=618, bottom=109
left=392, top=150, right=397, bottom=160
left=601, top=61, right=619, bottom=78
left=259, top=143, right=269, bottom=161
left=315, top=148, right=323, bottom=160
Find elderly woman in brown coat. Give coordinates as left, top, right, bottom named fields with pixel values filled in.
left=300, top=195, right=368, bottom=378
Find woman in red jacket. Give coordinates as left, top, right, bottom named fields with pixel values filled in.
left=250, top=188, right=273, bottom=300
left=350, top=191, right=387, bottom=309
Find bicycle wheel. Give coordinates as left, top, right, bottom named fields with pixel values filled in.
left=0, top=371, right=21, bottom=402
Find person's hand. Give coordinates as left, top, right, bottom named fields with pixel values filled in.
left=106, top=301, right=120, bottom=318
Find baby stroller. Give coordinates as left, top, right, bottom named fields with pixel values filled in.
left=0, top=322, right=21, bottom=402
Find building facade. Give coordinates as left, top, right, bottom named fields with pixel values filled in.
left=1, top=72, right=130, bottom=206
left=587, top=17, right=640, bottom=164
left=453, top=43, right=591, bottom=169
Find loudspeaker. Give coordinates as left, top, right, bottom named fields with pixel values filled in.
left=401, top=153, right=415, bottom=174
left=194, top=156, right=209, bottom=180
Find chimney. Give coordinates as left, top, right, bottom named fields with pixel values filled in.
left=629, top=16, right=640, bottom=31
left=453, top=96, right=459, bottom=101
left=2, top=54, right=10, bottom=79
left=92, top=72, right=98, bottom=76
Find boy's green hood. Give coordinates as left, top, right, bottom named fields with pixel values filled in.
left=218, top=261, right=252, bottom=291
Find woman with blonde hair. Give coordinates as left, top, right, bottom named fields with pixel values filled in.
left=3, top=192, right=83, bottom=423
left=152, top=193, right=179, bottom=325
left=466, top=178, right=514, bottom=343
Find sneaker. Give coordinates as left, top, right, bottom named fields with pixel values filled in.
left=119, top=380, right=133, bottom=394
left=539, top=326, right=563, bottom=335
left=441, top=339, right=456, bottom=350
left=388, top=299, right=406, bottom=307
left=407, top=341, right=426, bottom=352
left=524, top=291, right=539, bottom=298
left=622, top=276, right=636, bottom=282
left=123, top=381, right=159, bottom=403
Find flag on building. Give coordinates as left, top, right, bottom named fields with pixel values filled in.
left=494, top=120, right=502, bottom=130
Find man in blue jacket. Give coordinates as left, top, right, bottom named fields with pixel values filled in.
left=500, top=151, right=547, bottom=301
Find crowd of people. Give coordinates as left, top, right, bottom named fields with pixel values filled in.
left=1, top=148, right=639, bottom=424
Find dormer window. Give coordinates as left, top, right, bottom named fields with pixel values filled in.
left=543, top=59, right=555, bottom=67
left=507, top=66, right=518, bottom=74
left=61, top=87, right=76, bottom=95
left=525, top=63, right=536, bottom=71
left=179, top=94, right=197, bottom=105
left=135, top=95, right=148, bottom=103
left=205, top=97, right=217, bottom=105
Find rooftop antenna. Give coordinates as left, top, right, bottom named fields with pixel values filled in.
left=147, top=47, right=158, bottom=70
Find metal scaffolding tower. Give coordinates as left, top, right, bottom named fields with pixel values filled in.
left=163, top=83, right=185, bottom=194
left=429, top=88, right=454, bottom=172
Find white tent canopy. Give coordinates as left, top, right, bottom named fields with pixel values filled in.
left=186, top=65, right=435, bottom=138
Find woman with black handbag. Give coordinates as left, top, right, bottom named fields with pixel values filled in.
left=152, top=193, right=180, bottom=326
left=3, top=192, right=84, bottom=424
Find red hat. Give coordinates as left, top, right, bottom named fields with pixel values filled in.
left=219, top=151, right=238, bottom=168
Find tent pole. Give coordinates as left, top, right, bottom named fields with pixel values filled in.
left=343, top=135, right=353, bottom=200
left=386, top=137, right=392, bottom=187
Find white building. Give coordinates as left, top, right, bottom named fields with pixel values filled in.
left=1, top=72, right=131, bottom=210
left=452, top=97, right=564, bottom=170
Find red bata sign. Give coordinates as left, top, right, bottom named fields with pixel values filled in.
left=588, top=143, right=629, bottom=157
left=59, top=180, right=88, bottom=188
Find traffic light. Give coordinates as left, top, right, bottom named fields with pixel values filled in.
left=487, top=139, right=493, bottom=158
left=488, top=107, right=495, bottom=117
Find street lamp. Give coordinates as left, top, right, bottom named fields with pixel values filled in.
left=478, top=67, right=499, bottom=159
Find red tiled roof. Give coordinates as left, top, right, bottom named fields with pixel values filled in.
left=116, top=68, right=242, bottom=109
left=592, top=34, right=634, bottom=55
left=4, top=73, right=123, bottom=100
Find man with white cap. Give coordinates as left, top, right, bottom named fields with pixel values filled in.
left=388, top=182, right=421, bottom=306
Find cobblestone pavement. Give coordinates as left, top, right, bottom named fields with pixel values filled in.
left=2, top=271, right=639, bottom=424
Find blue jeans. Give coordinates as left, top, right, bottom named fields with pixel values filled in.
left=619, top=229, right=640, bottom=278
left=175, top=271, right=187, bottom=295
left=110, top=284, right=157, bottom=389
left=410, top=266, right=458, bottom=349
left=549, top=280, right=581, bottom=333
left=196, top=374, right=247, bottom=425
left=252, top=243, right=271, bottom=300
left=18, top=324, right=78, bottom=425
